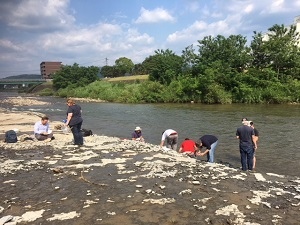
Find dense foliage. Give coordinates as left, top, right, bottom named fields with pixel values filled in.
left=53, top=63, right=99, bottom=89
left=53, top=23, right=300, bottom=104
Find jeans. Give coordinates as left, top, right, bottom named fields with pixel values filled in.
left=207, top=140, right=218, bottom=163
left=240, top=144, right=254, bottom=171
left=70, top=121, right=83, bottom=145
left=166, top=134, right=178, bottom=150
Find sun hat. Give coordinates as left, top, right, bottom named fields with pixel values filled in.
left=135, top=126, right=141, bottom=131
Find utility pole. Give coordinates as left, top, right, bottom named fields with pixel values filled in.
left=105, top=58, right=109, bottom=66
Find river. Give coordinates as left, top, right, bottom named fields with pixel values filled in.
left=1, top=93, right=300, bottom=177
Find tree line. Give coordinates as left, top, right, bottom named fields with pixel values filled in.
left=51, top=23, right=300, bottom=104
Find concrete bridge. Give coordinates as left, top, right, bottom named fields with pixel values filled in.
left=0, top=79, right=47, bottom=90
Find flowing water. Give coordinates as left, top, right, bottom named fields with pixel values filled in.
left=1, top=93, right=300, bottom=177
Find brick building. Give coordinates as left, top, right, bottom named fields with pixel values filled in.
left=40, top=61, right=62, bottom=79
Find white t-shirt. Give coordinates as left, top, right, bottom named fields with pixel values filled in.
left=161, top=129, right=177, bottom=141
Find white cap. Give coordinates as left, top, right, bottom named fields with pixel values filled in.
left=135, top=126, right=141, bottom=131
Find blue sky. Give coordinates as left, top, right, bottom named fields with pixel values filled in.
left=0, top=0, right=299, bottom=78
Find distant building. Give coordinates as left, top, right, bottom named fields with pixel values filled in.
left=40, top=61, right=62, bottom=79
left=262, top=15, right=300, bottom=45
left=294, top=15, right=300, bottom=34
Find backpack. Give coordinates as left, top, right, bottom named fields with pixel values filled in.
left=81, top=129, right=93, bottom=137
left=5, top=130, right=18, bottom=143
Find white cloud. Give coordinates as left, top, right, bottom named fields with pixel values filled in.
left=185, top=1, right=200, bottom=13
left=126, top=29, right=154, bottom=45
left=0, top=0, right=75, bottom=30
left=167, top=15, right=239, bottom=44
left=0, top=0, right=299, bottom=77
left=0, top=39, right=23, bottom=51
left=244, top=4, right=254, bottom=14
left=135, top=7, right=175, bottom=24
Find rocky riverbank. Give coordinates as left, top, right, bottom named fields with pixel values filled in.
left=0, top=97, right=299, bottom=224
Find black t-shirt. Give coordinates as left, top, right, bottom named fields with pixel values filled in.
left=236, top=125, right=254, bottom=146
left=67, top=104, right=83, bottom=126
left=199, top=135, right=218, bottom=149
left=253, top=128, right=259, bottom=137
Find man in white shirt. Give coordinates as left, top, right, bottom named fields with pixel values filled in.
left=34, top=116, right=54, bottom=142
left=160, top=129, right=178, bottom=150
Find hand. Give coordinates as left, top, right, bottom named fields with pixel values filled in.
left=196, top=152, right=203, bottom=156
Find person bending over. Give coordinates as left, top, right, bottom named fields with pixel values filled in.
left=132, top=126, right=144, bottom=142
left=160, top=129, right=178, bottom=151
left=196, top=135, right=218, bottom=163
left=178, top=138, right=197, bottom=157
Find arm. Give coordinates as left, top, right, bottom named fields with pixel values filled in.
left=34, top=122, right=41, bottom=134
left=160, top=140, right=164, bottom=147
left=196, top=149, right=209, bottom=156
left=178, top=147, right=183, bottom=153
left=252, top=135, right=257, bottom=150
left=65, top=113, right=73, bottom=126
left=160, top=132, right=166, bottom=147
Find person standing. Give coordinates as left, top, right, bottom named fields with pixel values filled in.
left=196, top=135, right=218, bottom=163
left=65, top=99, right=83, bottom=146
left=236, top=119, right=257, bottom=171
left=250, top=121, right=259, bottom=169
left=132, top=126, right=144, bottom=142
left=34, top=116, right=54, bottom=142
left=160, top=129, right=178, bottom=150
left=178, top=138, right=197, bottom=156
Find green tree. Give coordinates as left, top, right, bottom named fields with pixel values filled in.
left=115, top=57, right=134, bottom=76
left=197, top=34, right=251, bottom=73
left=181, top=45, right=200, bottom=77
left=147, top=49, right=183, bottom=85
left=100, top=65, right=114, bottom=78
left=250, top=31, right=269, bottom=70
left=132, top=63, right=147, bottom=75
left=263, top=24, right=300, bottom=80
left=53, top=63, right=99, bottom=90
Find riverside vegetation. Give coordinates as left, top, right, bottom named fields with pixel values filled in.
left=41, top=24, right=300, bottom=104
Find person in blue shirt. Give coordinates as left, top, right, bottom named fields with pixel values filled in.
left=132, top=126, right=144, bottom=142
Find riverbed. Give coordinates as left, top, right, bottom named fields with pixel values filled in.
left=1, top=93, right=299, bottom=177
left=0, top=95, right=300, bottom=225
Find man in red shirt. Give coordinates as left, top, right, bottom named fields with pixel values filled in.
left=178, top=138, right=197, bottom=156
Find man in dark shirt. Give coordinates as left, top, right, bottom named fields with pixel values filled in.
left=250, top=121, right=259, bottom=169
left=236, top=120, right=257, bottom=171
left=196, top=135, right=218, bottom=163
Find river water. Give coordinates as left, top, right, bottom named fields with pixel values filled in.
left=1, top=93, right=300, bottom=177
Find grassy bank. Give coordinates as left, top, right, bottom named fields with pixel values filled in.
left=105, top=74, right=149, bottom=82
